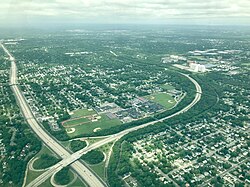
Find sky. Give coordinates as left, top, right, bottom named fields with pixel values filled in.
left=1, top=0, right=250, bottom=27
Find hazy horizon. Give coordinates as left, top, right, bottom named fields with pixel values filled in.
left=1, top=0, right=250, bottom=28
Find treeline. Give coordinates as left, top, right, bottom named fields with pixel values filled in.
left=0, top=86, right=42, bottom=187
left=33, top=154, right=61, bottom=169
left=70, top=140, right=87, bottom=152
left=42, top=72, right=197, bottom=141
left=81, top=150, right=104, bottom=165
left=107, top=73, right=219, bottom=187
left=54, top=166, right=71, bottom=185
left=69, top=72, right=196, bottom=138
left=42, top=120, right=69, bottom=141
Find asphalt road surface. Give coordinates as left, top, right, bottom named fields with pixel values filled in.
left=29, top=71, right=202, bottom=185
left=1, top=43, right=201, bottom=187
left=1, top=43, right=106, bottom=187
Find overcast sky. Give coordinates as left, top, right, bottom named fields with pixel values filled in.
left=1, top=0, right=250, bottom=27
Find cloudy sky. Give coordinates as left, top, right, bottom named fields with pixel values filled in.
left=1, top=0, right=250, bottom=27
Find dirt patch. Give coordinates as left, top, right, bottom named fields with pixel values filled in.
left=66, top=128, right=75, bottom=134
left=93, top=127, right=101, bottom=132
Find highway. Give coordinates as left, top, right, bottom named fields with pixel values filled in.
left=1, top=43, right=106, bottom=187
left=1, top=42, right=202, bottom=187
left=28, top=70, right=202, bottom=185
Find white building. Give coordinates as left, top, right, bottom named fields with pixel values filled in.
left=189, top=62, right=206, bottom=72
left=190, top=63, right=199, bottom=72
left=198, top=64, right=206, bottom=72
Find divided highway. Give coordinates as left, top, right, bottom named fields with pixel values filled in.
left=1, top=43, right=106, bottom=187
left=28, top=69, right=202, bottom=185
left=1, top=43, right=202, bottom=187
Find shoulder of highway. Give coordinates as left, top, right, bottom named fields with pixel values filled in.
left=1, top=43, right=106, bottom=187
left=1, top=43, right=202, bottom=187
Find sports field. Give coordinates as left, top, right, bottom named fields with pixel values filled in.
left=64, top=109, right=121, bottom=137
left=63, top=117, right=91, bottom=127
left=63, top=109, right=97, bottom=127
left=66, top=114, right=121, bottom=137
left=71, top=109, right=96, bottom=118
left=145, top=92, right=176, bottom=109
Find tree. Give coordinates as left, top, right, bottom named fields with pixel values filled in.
left=81, top=150, right=104, bottom=164
left=70, top=140, right=87, bottom=152
left=54, top=167, right=71, bottom=185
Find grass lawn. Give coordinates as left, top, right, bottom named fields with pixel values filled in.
left=145, top=92, right=176, bottom=109
left=25, top=170, right=45, bottom=186
left=24, top=145, right=58, bottom=186
left=63, top=117, right=91, bottom=127
left=63, top=109, right=98, bottom=127
left=67, top=114, right=121, bottom=137
left=68, top=177, right=87, bottom=187
left=32, top=145, right=60, bottom=170
left=71, top=109, right=96, bottom=118
left=59, top=140, right=71, bottom=148
left=88, top=143, right=114, bottom=181
left=33, top=154, right=60, bottom=170
left=38, top=178, right=53, bottom=187
left=89, top=162, right=106, bottom=180
left=35, top=145, right=55, bottom=156
left=86, top=137, right=106, bottom=145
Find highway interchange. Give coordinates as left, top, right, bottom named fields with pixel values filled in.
left=1, top=43, right=106, bottom=187
left=1, top=43, right=202, bottom=187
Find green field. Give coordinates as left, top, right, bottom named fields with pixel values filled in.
left=71, top=109, right=96, bottom=118
left=145, top=92, right=176, bottom=109
left=64, top=117, right=91, bottom=127
left=32, top=145, right=60, bottom=170
left=24, top=145, right=58, bottom=186
left=63, top=109, right=98, bottom=127
left=25, top=170, right=44, bottom=186
left=90, top=162, right=106, bottom=180
left=68, top=177, right=87, bottom=187
left=87, top=144, right=114, bottom=181
left=67, top=114, right=121, bottom=137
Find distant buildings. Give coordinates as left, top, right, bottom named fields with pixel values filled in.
left=162, top=55, right=187, bottom=63
left=188, top=61, right=206, bottom=72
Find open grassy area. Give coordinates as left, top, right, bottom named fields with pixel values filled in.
left=59, top=140, right=71, bottom=148
left=145, top=92, right=176, bottom=109
left=67, top=114, right=121, bottom=137
left=24, top=145, right=57, bottom=186
left=33, top=154, right=60, bottom=170
left=68, top=177, right=87, bottom=187
left=87, top=143, right=114, bottom=181
left=38, top=178, right=53, bottom=187
left=37, top=170, right=86, bottom=187
left=35, top=145, right=54, bottom=156
left=63, top=117, right=91, bottom=127
left=71, top=109, right=96, bottom=118
left=90, top=162, right=106, bottom=180
left=25, top=170, right=45, bottom=186
left=32, top=145, right=61, bottom=170
left=86, top=137, right=106, bottom=145
left=63, top=109, right=99, bottom=127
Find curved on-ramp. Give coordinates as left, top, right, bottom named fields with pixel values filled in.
left=1, top=43, right=106, bottom=187
left=28, top=72, right=202, bottom=186
left=2, top=42, right=202, bottom=187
